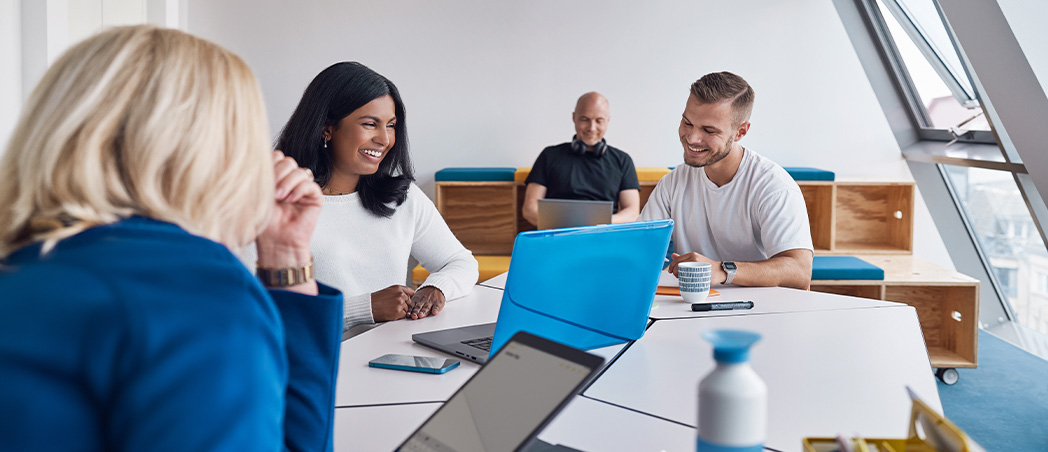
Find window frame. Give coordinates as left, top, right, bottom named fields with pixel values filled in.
left=861, top=0, right=998, bottom=146
left=845, top=0, right=1048, bottom=332
left=880, top=0, right=977, bottom=107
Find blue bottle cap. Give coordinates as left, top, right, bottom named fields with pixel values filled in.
left=702, top=329, right=762, bottom=363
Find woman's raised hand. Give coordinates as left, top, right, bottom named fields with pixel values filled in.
left=256, top=151, right=323, bottom=294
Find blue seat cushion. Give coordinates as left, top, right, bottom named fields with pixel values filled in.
left=784, top=167, right=835, bottom=181
left=812, top=256, right=884, bottom=280
left=435, top=167, right=517, bottom=182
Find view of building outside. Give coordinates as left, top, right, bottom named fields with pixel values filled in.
left=944, top=167, right=1048, bottom=336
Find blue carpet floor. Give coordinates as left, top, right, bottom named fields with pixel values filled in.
left=937, top=330, right=1048, bottom=451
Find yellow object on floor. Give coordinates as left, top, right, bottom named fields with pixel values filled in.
left=412, top=255, right=512, bottom=287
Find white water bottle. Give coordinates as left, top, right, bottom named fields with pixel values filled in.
left=696, top=329, right=766, bottom=452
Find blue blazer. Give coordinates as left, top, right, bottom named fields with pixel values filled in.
left=0, top=217, right=344, bottom=451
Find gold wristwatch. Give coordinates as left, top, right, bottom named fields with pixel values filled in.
left=257, top=258, right=314, bottom=287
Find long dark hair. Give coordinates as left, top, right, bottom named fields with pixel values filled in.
left=276, top=61, right=413, bottom=217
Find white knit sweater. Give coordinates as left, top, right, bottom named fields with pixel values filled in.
left=242, top=184, right=478, bottom=330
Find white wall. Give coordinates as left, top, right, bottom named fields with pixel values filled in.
left=999, top=0, right=1048, bottom=97
left=188, top=1, right=914, bottom=183
left=0, top=0, right=20, bottom=151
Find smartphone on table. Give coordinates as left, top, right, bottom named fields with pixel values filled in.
left=368, top=354, right=461, bottom=374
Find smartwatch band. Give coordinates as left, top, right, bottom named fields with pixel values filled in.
left=722, top=261, right=737, bottom=285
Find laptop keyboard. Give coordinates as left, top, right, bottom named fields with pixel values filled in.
left=461, top=336, right=493, bottom=352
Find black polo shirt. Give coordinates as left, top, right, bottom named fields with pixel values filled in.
left=524, top=142, right=640, bottom=212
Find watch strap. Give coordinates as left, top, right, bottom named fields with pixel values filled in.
left=257, top=258, right=315, bottom=287
left=722, top=261, right=737, bottom=285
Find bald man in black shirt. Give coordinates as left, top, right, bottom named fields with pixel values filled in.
left=522, top=92, right=641, bottom=226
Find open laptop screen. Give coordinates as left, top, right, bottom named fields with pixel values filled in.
left=397, top=332, right=603, bottom=452
left=537, top=198, right=613, bottom=230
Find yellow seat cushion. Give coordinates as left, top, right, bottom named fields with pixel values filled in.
left=519, top=167, right=668, bottom=183
left=514, top=168, right=531, bottom=182
left=412, top=255, right=512, bottom=285
left=636, top=167, right=671, bottom=181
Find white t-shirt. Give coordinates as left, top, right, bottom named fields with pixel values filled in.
left=638, top=148, right=812, bottom=262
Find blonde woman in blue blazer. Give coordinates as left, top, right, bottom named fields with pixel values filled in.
left=0, top=26, right=342, bottom=451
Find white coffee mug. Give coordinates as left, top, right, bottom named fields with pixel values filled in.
left=678, top=262, right=712, bottom=303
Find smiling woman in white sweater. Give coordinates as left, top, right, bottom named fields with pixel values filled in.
left=273, top=61, right=478, bottom=330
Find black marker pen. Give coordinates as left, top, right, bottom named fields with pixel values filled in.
left=691, top=301, right=754, bottom=312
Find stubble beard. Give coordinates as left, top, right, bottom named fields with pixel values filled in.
left=683, top=137, right=735, bottom=168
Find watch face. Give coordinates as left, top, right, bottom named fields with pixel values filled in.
left=723, top=262, right=737, bottom=271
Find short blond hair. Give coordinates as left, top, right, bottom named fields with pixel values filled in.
left=690, top=71, right=755, bottom=127
left=0, top=26, right=273, bottom=259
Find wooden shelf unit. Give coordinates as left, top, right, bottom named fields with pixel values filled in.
left=809, top=254, right=979, bottom=369
left=799, top=181, right=915, bottom=255
left=438, top=177, right=916, bottom=257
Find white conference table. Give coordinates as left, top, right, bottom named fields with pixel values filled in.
left=477, top=271, right=508, bottom=289
left=584, top=306, right=941, bottom=450
left=335, top=396, right=698, bottom=452
left=334, top=273, right=940, bottom=451
left=335, top=403, right=440, bottom=451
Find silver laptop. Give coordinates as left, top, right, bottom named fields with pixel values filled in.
left=536, top=198, right=613, bottom=230
left=413, top=322, right=496, bottom=364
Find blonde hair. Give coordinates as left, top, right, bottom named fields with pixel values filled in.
left=0, top=25, right=273, bottom=259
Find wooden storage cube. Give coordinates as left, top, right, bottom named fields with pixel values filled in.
left=639, top=182, right=659, bottom=212
left=436, top=182, right=517, bottom=255
left=941, top=285, right=979, bottom=368
left=798, top=183, right=835, bottom=252
left=809, top=283, right=883, bottom=300
left=883, top=284, right=978, bottom=368
left=833, top=183, right=914, bottom=254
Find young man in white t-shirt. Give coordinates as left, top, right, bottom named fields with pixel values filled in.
left=638, top=72, right=813, bottom=290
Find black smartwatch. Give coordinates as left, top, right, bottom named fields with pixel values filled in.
left=721, top=261, right=737, bottom=285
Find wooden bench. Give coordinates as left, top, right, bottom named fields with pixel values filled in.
left=811, top=254, right=979, bottom=372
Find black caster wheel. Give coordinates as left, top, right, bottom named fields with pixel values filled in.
left=935, top=367, right=959, bottom=385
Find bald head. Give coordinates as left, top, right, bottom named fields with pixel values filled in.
left=572, top=92, right=610, bottom=148
left=575, top=92, right=609, bottom=112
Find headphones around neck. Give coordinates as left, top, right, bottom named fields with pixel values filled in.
left=570, top=135, right=608, bottom=157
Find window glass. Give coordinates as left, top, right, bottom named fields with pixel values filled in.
left=885, top=0, right=975, bottom=101
left=943, top=165, right=1048, bottom=335
left=876, top=0, right=990, bottom=132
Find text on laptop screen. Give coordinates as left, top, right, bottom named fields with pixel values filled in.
left=399, top=341, right=592, bottom=452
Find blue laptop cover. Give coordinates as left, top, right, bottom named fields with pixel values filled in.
left=490, top=219, right=674, bottom=355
